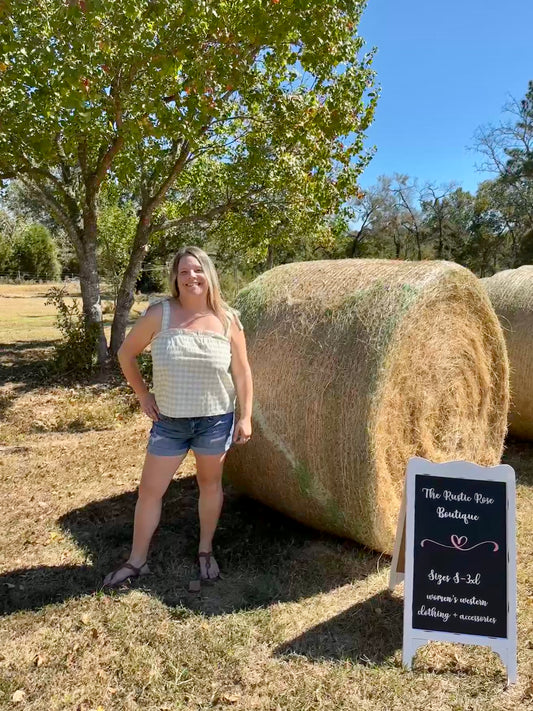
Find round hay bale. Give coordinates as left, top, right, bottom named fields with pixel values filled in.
left=482, top=265, right=533, bottom=439
left=226, top=259, right=509, bottom=554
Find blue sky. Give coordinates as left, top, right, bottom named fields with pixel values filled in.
left=357, top=0, right=533, bottom=193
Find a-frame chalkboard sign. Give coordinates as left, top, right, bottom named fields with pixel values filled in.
left=390, top=457, right=517, bottom=683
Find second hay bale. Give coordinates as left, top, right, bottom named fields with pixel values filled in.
left=482, top=265, right=533, bottom=439
left=226, top=259, right=509, bottom=554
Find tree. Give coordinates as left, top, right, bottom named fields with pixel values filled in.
left=475, top=178, right=533, bottom=267
left=422, top=186, right=506, bottom=276
left=345, top=175, right=423, bottom=260
left=0, top=0, right=377, bottom=361
left=473, top=81, right=533, bottom=265
left=390, top=175, right=426, bottom=260
left=419, top=182, right=457, bottom=260
left=0, top=211, right=61, bottom=279
left=337, top=186, right=371, bottom=257
left=427, top=188, right=475, bottom=266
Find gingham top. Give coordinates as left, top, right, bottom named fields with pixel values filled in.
left=151, top=299, right=241, bottom=418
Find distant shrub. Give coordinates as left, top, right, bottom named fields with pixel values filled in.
left=13, top=223, right=61, bottom=280
left=45, top=287, right=100, bottom=375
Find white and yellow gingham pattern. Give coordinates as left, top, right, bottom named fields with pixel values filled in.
left=151, top=299, right=238, bottom=418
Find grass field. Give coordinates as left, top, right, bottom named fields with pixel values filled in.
left=1, top=283, right=533, bottom=710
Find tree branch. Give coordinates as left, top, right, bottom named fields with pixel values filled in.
left=92, top=133, right=124, bottom=190
left=146, top=139, right=190, bottom=214
left=149, top=198, right=237, bottom=236
left=78, top=139, right=89, bottom=182
left=13, top=151, right=82, bottom=230
left=55, top=134, right=72, bottom=185
left=20, top=177, right=83, bottom=253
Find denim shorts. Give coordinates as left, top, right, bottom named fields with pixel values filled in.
left=147, top=412, right=235, bottom=457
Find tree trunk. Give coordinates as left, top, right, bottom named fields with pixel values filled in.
left=78, top=237, right=108, bottom=365
left=394, top=234, right=401, bottom=258
left=350, top=229, right=364, bottom=257
left=109, top=222, right=151, bottom=356
left=79, top=190, right=108, bottom=365
left=415, top=228, right=422, bottom=260
left=436, top=217, right=444, bottom=259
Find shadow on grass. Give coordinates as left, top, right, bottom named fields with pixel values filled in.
left=0, top=339, right=58, bottom=393
left=274, top=589, right=402, bottom=665
left=0, top=339, right=139, bottom=412
left=1, top=476, right=382, bottom=624
left=502, top=437, right=533, bottom=486
left=3, top=436, right=530, bottom=666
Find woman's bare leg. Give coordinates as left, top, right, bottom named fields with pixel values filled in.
left=104, top=452, right=185, bottom=586
left=194, top=451, right=226, bottom=579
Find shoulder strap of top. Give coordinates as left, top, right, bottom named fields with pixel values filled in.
left=223, top=311, right=232, bottom=338
left=161, top=299, right=171, bottom=331
left=233, top=313, right=243, bottom=331
left=224, top=309, right=243, bottom=337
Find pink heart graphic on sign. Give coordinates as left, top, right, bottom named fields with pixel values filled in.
left=451, top=535, right=467, bottom=549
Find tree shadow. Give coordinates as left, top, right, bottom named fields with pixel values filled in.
left=0, top=340, right=56, bottom=352
left=5, top=439, right=531, bottom=620
left=0, top=476, right=381, bottom=618
left=0, top=339, right=58, bottom=394
left=274, top=588, right=403, bottom=665
left=0, top=337, right=138, bottom=408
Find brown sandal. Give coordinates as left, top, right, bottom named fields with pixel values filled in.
left=103, top=561, right=150, bottom=589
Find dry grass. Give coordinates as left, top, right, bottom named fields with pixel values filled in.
left=0, top=282, right=148, bottom=345
left=1, top=284, right=533, bottom=710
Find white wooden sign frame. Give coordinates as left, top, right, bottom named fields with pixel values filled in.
left=396, top=456, right=517, bottom=684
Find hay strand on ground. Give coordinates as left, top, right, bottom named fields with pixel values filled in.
left=226, top=259, right=509, bottom=553
left=482, top=265, right=533, bottom=440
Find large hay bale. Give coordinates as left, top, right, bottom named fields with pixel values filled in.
left=482, top=265, right=533, bottom=439
left=226, top=259, right=509, bottom=553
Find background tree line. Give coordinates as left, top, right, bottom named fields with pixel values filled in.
left=346, top=81, right=533, bottom=275
left=3, top=77, right=532, bottom=285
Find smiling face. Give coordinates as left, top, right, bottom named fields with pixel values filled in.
left=169, top=246, right=224, bottom=316
left=175, top=254, right=209, bottom=300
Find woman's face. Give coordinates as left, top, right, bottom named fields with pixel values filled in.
left=176, top=254, right=208, bottom=299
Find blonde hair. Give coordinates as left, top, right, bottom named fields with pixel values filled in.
left=169, top=246, right=232, bottom=327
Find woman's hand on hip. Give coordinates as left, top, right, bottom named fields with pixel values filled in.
left=138, top=392, right=160, bottom=421
left=233, top=417, right=252, bottom=445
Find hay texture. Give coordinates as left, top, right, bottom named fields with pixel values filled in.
left=226, top=259, right=509, bottom=553
left=482, top=265, right=533, bottom=439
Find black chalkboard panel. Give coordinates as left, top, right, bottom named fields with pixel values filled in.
left=412, top=474, right=507, bottom=639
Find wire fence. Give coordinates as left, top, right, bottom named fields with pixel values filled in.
left=0, top=262, right=170, bottom=280
left=0, top=272, right=79, bottom=282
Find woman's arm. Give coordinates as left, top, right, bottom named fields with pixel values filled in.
left=229, top=320, right=253, bottom=444
left=117, top=303, right=162, bottom=421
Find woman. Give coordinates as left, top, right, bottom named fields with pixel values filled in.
left=103, top=246, right=253, bottom=587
